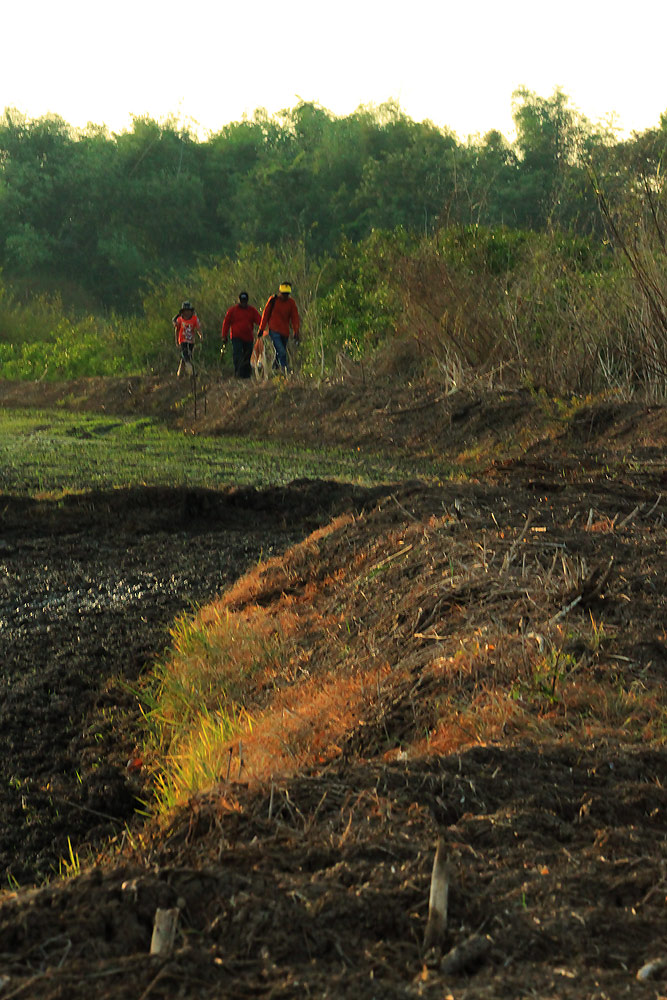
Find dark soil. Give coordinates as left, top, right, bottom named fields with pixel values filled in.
left=0, top=375, right=666, bottom=999
left=0, top=481, right=387, bottom=885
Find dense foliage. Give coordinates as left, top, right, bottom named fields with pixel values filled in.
left=2, top=89, right=667, bottom=394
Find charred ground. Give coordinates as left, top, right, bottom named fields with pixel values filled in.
left=0, top=375, right=665, bottom=999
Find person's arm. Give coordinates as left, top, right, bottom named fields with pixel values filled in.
left=258, top=299, right=270, bottom=334
left=251, top=306, right=262, bottom=333
left=222, top=308, right=233, bottom=343
left=291, top=300, right=300, bottom=340
left=259, top=296, right=278, bottom=334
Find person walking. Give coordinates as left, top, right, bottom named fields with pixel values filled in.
left=258, top=282, right=300, bottom=374
left=173, top=300, right=202, bottom=376
left=221, top=291, right=262, bottom=379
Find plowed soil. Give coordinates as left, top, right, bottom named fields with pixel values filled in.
left=0, top=375, right=666, bottom=999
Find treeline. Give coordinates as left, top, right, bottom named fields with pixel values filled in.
left=2, top=89, right=667, bottom=395
left=1, top=89, right=666, bottom=310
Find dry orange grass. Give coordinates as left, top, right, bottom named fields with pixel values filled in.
left=231, top=662, right=393, bottom=782
left=144, top=480, right=667, bottom=817
left=215, top=513, right=356, bottom=613
left=146, top=510, right=387, bottom=808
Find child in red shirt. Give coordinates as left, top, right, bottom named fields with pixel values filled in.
left=173, top=301, right=203, bottom=376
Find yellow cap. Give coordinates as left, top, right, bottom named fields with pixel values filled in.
left=279, top=282, right=292, bottom=294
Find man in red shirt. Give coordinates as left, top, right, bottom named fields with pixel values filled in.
left=221, top=291, right=262, bottom=379
left=173, top=301, right=203, bottom=376
left=258, top=282, right=300, bottom=374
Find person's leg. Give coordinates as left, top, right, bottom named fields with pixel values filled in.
left=239, top=340, right=253, bottom=379
left=280, top=336, right=291, bottom=373
left=177, top=343, right=188, bottom=376
left=231, top=338, right=244, bottom=377
left=269, top=330, right=288, bottom=373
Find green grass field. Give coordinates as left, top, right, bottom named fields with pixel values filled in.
left=0, top=409, right=451, bottom=497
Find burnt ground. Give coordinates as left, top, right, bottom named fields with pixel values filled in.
left=0, top=375, right=666, bottom=998
left=0, top=480, right=386, bottom=886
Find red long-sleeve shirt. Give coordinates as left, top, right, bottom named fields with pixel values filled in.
left=259, top=295, right=300, bottom=339
left=222, top=304, right=262, bottom=343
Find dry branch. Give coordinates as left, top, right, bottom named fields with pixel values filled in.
left=549, top=594, right=583, bottom=625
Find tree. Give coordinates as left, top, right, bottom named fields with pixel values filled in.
left=510, top=88, right=594, bottom=229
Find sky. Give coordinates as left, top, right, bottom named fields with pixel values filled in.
left=2, top=0, right=667, bottom=140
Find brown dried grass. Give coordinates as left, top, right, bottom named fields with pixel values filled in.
left=145, top=478, right=667, bottom=818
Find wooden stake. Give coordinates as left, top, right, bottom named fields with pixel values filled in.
left=423, top=836, right=450, bottom=952
left=150, top=907, right=179, bottom=956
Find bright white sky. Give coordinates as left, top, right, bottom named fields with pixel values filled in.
left=3, top=0, right=666, bottom=140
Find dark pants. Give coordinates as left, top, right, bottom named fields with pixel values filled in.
left=232, top=338, right=253, bottom=379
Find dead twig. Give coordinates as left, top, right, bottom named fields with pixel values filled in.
left=390, top=493, right=420, bottom=522
left=639, top=494, right=662, bottom=520
left=617, top=504, right=642, bottom=529
left=549, top=594, right=583, bottom=625
left=501, top=511, right=536, bottom=574
left=138, top=963, right=172, bottom=1000
left=367, top=543, right=415, bottom=574
left=550, top=557, right=614, bottom=624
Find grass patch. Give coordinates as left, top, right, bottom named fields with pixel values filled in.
left=0, top=408, right=458, bottom=497
left=140, top=607, right=288, bottom=812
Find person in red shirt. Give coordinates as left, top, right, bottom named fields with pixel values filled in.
left=173, top=300, right=203, bottom=376
left=221, top=291, right=262, bottom=379
left=258, top=281, right=300, bottom=374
